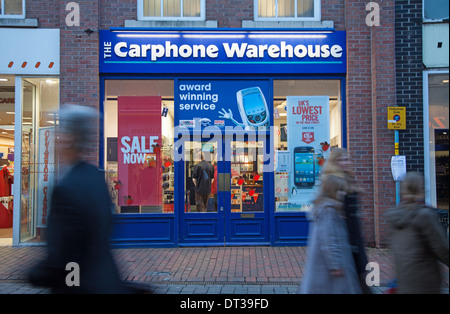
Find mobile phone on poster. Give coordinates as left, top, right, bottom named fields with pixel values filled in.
left=236, top=87, right=269, bottom=130
left=293, top=146, right=315, bottom=188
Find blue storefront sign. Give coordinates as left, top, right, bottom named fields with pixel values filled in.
left=100, top=30, right=346, bottom=74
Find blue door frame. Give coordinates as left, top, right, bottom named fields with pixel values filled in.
left=223, top=134, right=271, bottom=245
left=177, top=134, right=270, bottom=246
left=177, top=137, right=225, bottom=245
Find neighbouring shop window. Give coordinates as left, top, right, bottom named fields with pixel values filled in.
left=20, top=78, right=59, bottom=243
left=256, top=0, right=319, bottom=19
left=0, top=0, right=24, bottom=17
left=427, top=73, right=449, bottom=212
left=423, top=0, right=449, bottom=21
left=104, top=80, right=175, bottom=214
left=0, top=75, right=15, bottom=236
left=139, top=0, right=203, bottom=20
left=273, top=79, right=342, bottom=212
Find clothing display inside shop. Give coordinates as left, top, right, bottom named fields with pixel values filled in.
left=0, top=163, right=14, bottom=228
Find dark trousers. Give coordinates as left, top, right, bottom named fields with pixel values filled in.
left=195, top=193, right=210, bottom=212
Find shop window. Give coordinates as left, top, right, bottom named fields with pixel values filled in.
left=183, top=141, right=218, bottom=213
left=0, top=0, right=25, bottom=18
left=273, top=79, right=342, bottom=212
left=0, top=75, right=15, bottom=236
left=138, top=0, right=203, bottom=20
left=423, top=0, right=449, bottom=21
left=230, top=140, right=264, bottom=213
left=19, top=78, right=59, bottom=243
left=104, top=80, right=175, bottom=214
left=256, top=0, right=319, bottom=20
left=427, top=73, right=449, bottom=212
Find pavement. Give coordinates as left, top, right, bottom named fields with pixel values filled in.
left=0, top=245, right=448, bottom=295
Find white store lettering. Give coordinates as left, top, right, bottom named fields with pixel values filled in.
left=112, top=41, right=343, bottom=61
left=120, top=136, right=158, bottom=154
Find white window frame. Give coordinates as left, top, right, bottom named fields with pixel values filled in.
left=0, top=0, right=25, bottom=19
left=423, top=0, right=449, bottom=22
left=137, top=0, right=205, bottom=21
left=254, top=0, right=320, bottom=22
left=423, top=69, right=449, bottom=208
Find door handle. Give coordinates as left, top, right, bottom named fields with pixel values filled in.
left=218, top=173, right=230, bottom=192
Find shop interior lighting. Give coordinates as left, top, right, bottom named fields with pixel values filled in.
left=248, top=34, right=327, bottom=39
left=117, top=34, right=180, bottom=38
left=183, top=34, right=246, bottom=38
left=277, top=101, right=287, bottom=109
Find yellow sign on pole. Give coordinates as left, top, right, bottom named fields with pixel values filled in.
left=388, top=107, right=406, bottom=130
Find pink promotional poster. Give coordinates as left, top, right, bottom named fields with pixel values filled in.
left=118, top=96, right=162, bottom=207
left=284, top=96, right=330, bottom=211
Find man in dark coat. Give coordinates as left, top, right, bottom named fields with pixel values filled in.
left=192, top=152, right=214, bottom=212
left=29, top=105, right=127, bottom=294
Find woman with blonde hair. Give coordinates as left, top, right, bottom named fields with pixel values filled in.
left=322, top=147, right=358, bottom=193
left=301, top=174, right=362, bottom=294
left=321, top=147, right=370, bottom=293
left=386, top=172, right=449, bottom=293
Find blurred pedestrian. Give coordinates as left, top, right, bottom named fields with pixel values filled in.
left=321, top=147, right=371, bottom=293
left=301, top=174, right=362, bottom=294
left=28, top=104, right=128, bottom=294
left=386, top=172, right=449, bottom=294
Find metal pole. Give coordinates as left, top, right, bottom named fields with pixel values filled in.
left=395, top=130, right=400, bottom=205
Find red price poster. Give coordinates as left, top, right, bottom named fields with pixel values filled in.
left=118, top=96, right=162, bottom=207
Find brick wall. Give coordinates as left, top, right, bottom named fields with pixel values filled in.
left=395, top=0, right=424, bottom=173
left=344, top=0, right=396, bottom=247
left=345, top=0, right=375, bottom=246
left=99, top=0, right=136, bottom=29
left=58, top=1, right=100, bottom=164
left=207, top=0, right=253, bottom=27
left=26, top=0, right=59, bottom=27
left=372, top=0, right=396, bottom=247
left=322, top=0, right=345, bottom=30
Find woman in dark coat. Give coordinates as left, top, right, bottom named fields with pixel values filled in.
left=386, top=172, right=449, bottom=294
